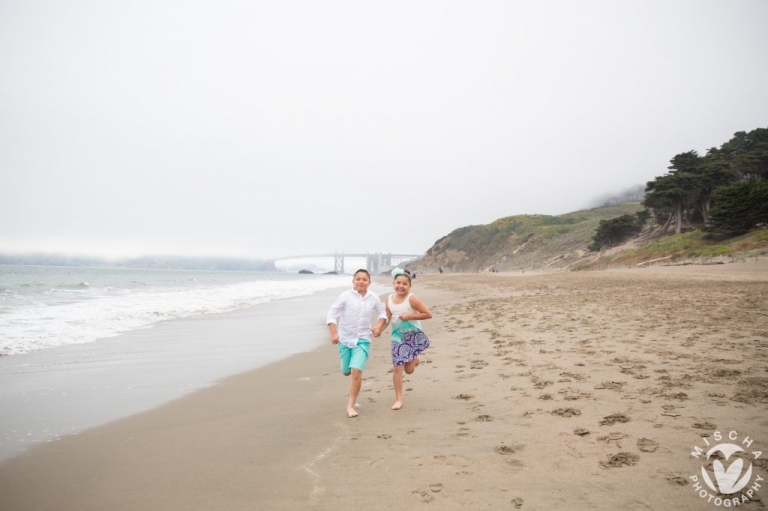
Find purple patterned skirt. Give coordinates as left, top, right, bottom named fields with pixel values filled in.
left=391, top=328, right=430, bottom=366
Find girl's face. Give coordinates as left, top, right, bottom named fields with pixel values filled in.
left=393, top=275, right=411, bottom=296
left=352, top=272, right=371, bottom=294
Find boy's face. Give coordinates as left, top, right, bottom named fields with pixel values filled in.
left=352, top=272, right=371, bottom=294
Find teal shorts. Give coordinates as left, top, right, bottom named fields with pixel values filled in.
left=338, top=340, right=371, bottom=374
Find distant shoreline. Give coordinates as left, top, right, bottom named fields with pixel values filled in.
left=0, top=254, right=276, bottom=272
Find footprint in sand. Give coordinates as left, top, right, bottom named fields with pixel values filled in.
left=562, top=391, right=593, bottom=401
left=495, top=444, right=523, bottom=455
left=377, top=434, right=391, bottom=439
left=594, top=381, right=626, bottom=391
left=596, top=432, right=627, bottom=445
left=637, top=438, right=659, bottom=453
left=662, top=405, right=680, bottom=417
left=600, top=413, right=630, bottom=426
left=711, top=368, right=742, bottom=378
left=475, top=415, right=494, bottom=422
left=454, top=427, right=471, bottom=437
left=511, top=497, right=524, bottom=509
left=429, top=483, right=443, bottom=492
left=454, top=394, right=474, bottom=400
left=412, top=490, right=434, bottom=503
left=573, top=428, right=590, bottom=436
left=599, top=452, right=640, bottom=469
left=552, top=407, right=581, bottom=418
left=693, top=421, right=716, bottom=429
left=666, top=476, right=689, bottom=486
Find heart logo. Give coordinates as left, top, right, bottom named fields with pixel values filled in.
left=701, top=443, right=754, bottom=494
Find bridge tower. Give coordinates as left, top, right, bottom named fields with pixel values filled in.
left=366, top=254, right=379, bottom=274
left=334, top=254, right=344, bottom=273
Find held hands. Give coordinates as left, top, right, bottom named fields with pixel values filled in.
left=372, top=318, right=387, bottom=338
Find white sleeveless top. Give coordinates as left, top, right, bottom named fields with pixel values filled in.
left=387, top=293, right=421, bottom=331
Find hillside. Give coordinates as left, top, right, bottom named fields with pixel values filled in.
left=412, top=202, right=768, bottom=272
left=413, top=202, right=644, bottom=272
left=572, top=227, right=768, bottom=271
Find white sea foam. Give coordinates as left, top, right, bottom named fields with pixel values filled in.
left=0, top=269, right=349, bottom=355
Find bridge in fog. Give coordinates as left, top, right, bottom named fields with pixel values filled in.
left=274, top=252, right=423, bottom=274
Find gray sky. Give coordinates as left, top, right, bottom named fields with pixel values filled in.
left=1, top=0, right=767, bottom=260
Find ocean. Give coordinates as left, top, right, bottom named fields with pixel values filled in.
left=0, top=265, right=378, bottom=462
left=0, top=264, right=351, bottom=356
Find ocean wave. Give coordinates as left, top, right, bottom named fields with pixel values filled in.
left=0, top=275, right=348, bottom=356
left=53, top=282, right=90, bottom=290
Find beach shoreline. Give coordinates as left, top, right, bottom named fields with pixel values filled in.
left=0, top=283, right=377, bottom=463
left=1, top=263, right=767, bottom=510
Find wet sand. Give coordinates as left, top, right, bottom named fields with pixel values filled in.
left=1, top=263, right=767, bottom=510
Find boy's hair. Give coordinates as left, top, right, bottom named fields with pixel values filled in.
left=353, top=269, right=371, bottom=279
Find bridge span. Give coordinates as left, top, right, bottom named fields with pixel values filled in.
left=275, top=252, right=422, bottom=274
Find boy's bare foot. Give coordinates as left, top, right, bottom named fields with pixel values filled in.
left=391, top=401, right=403, bottom=410
left=347, top=406, right=359, bottom=418
left=415, top=358, right=420, bottom=366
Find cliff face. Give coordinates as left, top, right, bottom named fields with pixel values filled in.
left=413, top=202, right=645, bottom=272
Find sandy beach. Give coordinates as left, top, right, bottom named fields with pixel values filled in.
left=1, top=263, right=767, bottom=510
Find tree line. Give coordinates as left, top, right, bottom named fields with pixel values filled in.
left=590, top=127, right=768, bottom=251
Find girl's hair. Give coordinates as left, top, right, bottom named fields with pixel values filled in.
left=393, top=268, right=412, bottom=283
left=353, top=269, right=371, bottom=279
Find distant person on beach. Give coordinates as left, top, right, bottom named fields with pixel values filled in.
left=386, top=268, right=433, bottom=410
left=326, top=269, right=387, bottom=418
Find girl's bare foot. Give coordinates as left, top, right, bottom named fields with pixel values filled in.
left=347, top=406, right=359, bottom=418
left=391, top=400, right=403, bottom=410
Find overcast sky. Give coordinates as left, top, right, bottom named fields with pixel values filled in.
left=1, top=0, right=767, bottom=260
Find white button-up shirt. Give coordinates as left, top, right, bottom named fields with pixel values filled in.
left=326, top=288, right=387, bottom=348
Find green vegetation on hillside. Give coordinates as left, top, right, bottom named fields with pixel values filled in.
left=577, top=229, right=768, bottom=270
left=642, top=127, right=768, bottom=235
left=588, top=212, right=649, bottom=252
left=708, top=179, right=768, bottom=234
left=420, top=202, right=644, bottom=272
left=417, top=126, right=768, bottom=273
